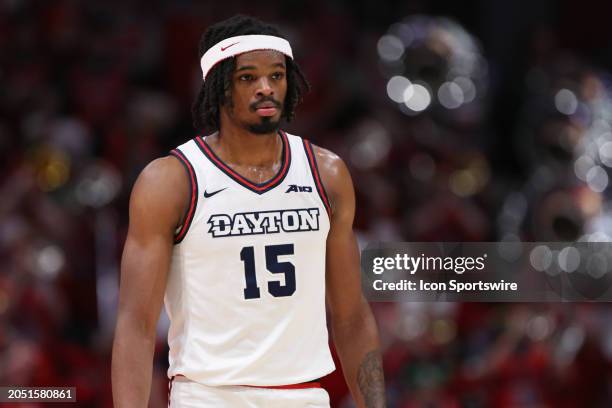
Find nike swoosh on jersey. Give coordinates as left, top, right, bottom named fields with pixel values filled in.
left=203, top=188, right=227, bottom=198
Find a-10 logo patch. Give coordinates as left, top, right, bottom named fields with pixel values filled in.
left=207, top=208, right=320, bottom=237
left=285, top=184, right=312, bottom=193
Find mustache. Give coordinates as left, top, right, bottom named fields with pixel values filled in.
left=250, top=97, right=282, bottom=111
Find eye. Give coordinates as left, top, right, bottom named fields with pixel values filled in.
left=239, top=74, right=254, bottom=81
left=271, top=72, right=285, bottom=80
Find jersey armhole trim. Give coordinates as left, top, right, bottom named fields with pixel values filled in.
left=302, top=139, right=332, bottom=217
left=169, top=148, right=199, bottom=244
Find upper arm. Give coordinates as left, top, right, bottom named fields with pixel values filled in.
left=313, top=145, right=364, bottom=322
left=117, top=155, right=189, bottom=335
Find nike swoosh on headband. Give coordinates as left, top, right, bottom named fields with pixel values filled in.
left=221, top=42, right=239, bottom=51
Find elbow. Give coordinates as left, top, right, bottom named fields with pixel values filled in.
left=114, top=309, right=159, bottom=344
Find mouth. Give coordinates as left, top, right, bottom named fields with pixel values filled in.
left=255, top=107, right=278, bottom=117
left=253, top=101, right=281, bottom=117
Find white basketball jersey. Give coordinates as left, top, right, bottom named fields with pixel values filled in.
left=165, top=130, right=335, bottom=386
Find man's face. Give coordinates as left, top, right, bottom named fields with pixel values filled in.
left=223, top=50, right=287, bottom=134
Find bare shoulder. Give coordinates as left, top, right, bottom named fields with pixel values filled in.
left=129, top=155, right=189, bottom=233
left=311, top=144, right=345, bottom=178
left=310, top=144, right=354, bottom=215
left=133, top=155, right=186, bottom=197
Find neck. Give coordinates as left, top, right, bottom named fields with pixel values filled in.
left=212, top=116, right=281, bottom=167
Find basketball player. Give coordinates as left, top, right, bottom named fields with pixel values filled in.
left=112, top=15, right=386, bottom=408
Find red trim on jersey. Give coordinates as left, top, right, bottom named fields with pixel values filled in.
left=303, top=140, right=331, bottom=216
left=245, top=381, right=322, bottom=390
left=168, top=376, right=175, bottom=407
left=195, top=131, right=290, bottom=193
left=170, top=149, right=198, bottom=243
left=168, top=374, right=320, bottom=400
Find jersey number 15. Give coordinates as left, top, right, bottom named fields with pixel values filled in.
left=240, top=244, right=296, bottom=299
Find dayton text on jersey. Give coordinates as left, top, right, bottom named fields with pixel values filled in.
left=207, top=208, right=321, bottom=237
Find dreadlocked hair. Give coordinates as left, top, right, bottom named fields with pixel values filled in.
left=192, top=14, right=310, bottom=133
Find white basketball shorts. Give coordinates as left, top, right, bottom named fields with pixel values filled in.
left=168, top=377, right=331, bottom=408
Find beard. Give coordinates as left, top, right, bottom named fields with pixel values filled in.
left=247, top=116, right=281, bottom=134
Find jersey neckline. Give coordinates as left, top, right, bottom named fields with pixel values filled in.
left=195, top=130, right=292, bottom=195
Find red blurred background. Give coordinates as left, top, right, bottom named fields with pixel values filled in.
left=2, top=1, right=612, bottom=406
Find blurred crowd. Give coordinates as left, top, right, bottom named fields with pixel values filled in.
left=2, top=0, right=612, bottom=407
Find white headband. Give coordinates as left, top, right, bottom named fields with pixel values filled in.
left=200, top=35, right=293, bottom=81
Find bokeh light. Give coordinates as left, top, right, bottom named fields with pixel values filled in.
left=403, top=83, right=431, bottom=112
left=377, top=35, right=404, bottom=62
left=555, top=88, right=578, bottom=115
left=438, top=81, right=464, bottom=109
left=386, top=76, right=412, bottom=103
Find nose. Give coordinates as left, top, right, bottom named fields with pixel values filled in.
left=255, top=77, right=274, bottom=97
